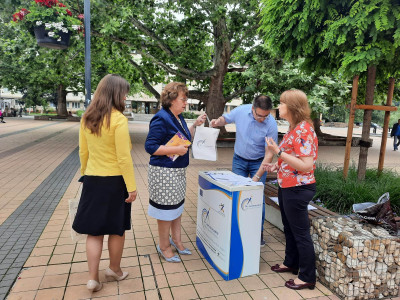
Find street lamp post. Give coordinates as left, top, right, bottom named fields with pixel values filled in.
left=84, top=0, right=91, bottom=109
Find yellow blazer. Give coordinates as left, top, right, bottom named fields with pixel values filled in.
left=79, top=110, right=137, bottom=192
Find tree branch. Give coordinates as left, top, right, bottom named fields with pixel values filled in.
left=230, top=22, right=259, bottom=56
left=129, top=16, right=175, bottom=57
left=92, top=31, right=216, bottom=81
left=227, top=67, right=247, bottom=72
left=188, top=90, right=209, bottom=102
left=225, top=87, right=246, bottom=101
left=128, top=16, right=216, bottom=78
left=127, top=57, right=160, bottom=100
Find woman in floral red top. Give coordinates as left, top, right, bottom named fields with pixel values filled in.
left=264, top=90, right=318, bottom=290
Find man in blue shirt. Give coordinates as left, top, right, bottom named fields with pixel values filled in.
left=210, top=95, right=278, bottom=247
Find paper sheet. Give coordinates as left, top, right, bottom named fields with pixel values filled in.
left=204, top=171, right=264, bottom=186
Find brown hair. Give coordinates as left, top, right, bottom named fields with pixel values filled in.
left=160, top=82, right=188, bottom=109
left=83, top=74, right=130, bottom=136
left=280, top=89, right=313, bottom=129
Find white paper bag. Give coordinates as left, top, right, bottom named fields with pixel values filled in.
left=192, top=126, right=220, bottom=161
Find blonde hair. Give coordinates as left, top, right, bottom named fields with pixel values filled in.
left=83, top=74, right=130, bottom=136
left=160, top=82, right=188, bottom=109
left=280, top=89, right=313, bottom=128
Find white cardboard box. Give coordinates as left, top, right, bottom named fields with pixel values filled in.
left=196, top=171, right=263, bottom=280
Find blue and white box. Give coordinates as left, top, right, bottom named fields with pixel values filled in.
left=196, top=171, right=263, bottom=281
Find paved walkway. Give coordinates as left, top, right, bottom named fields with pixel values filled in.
left=0, top=118, right=399, bottom=300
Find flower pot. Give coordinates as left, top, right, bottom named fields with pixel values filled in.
left=33, top=26, right=71, bottom=50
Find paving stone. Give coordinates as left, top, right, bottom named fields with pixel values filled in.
left=0, top=122, right=58, bottom=139
left=0, top=147, right=79, bottom=296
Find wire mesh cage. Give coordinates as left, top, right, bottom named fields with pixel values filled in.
left=311, top=216, right=400, bottom=299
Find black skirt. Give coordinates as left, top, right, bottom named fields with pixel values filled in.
left=72, top=176, right=131, bottom=236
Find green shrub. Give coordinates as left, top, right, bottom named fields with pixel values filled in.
left=76, top=110, right=85, bottom=117
left=181, top=111, right=198, bottom=119
left=314, top=165, right=400, bottom=215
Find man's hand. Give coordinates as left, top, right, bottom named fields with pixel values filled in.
left=125, top=190, right=137, bottom=203
left=209, top=118, right=218, bottom=127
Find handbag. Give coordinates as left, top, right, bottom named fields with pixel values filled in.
left=68, top=185, right=86, bottom=242
left=192, top=125, right=220, bottom=161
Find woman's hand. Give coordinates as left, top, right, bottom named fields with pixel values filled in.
left=194, top=113, right=207, bottom=127
left=265, top=137, right=280, bottom=155
left=175, top=145, right=189, bottom=156
left=262, top=162, right=278, bottom=172
left=125, top=190, right=137, bottom=203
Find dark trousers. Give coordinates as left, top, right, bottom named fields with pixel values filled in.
left=278, top=183, right=316, bottom=283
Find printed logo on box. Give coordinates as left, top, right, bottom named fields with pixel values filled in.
left=201, top=208, right=210, bottom=225
left=240, top=196, right=262, bottom=211
left=201, top=208, right=219, bottom=236
left=217, top=203, right=225, bottom=216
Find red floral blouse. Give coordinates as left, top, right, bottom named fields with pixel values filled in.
left=277, top=121, right=318, bottom=188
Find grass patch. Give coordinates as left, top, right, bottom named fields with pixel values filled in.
left=315, top=165, right=400, bottom=215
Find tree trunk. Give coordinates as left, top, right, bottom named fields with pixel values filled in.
left=207, top=74, right=228, bottom=134
left=357, top=65, right=376, bottom=181
left=204, top=17, right=231, bottom=135
left=56, top=84, right=68, bottom=117
left=312, top=118, right=325, bottom=136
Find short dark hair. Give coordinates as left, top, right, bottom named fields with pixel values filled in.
left=160, top=82, right=189, bottom=109
left=253, top=95, right=272, bottom=110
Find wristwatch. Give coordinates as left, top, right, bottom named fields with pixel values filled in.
left=276, top=150, right=283, bottom=157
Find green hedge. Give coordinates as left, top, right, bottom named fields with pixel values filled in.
left=314, top=165, right=400, bottom=215
left=181, top=111, right=198, bottom=119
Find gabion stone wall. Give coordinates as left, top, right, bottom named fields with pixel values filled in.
left=311, top=216, right=400, bottom=299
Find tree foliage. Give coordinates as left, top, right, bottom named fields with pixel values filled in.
left=230, top=45, right=351, bottom=123
left=259, top=0, right=400, bottom=78
left=0, top=0, right=141, bottom=115
left=90, top=0, right=262, bottom=120
left=260, top=0, right=400, bottom=180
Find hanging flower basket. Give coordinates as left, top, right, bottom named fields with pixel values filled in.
left=34, top=25, right=71, bottom=49
left=12, top=0, right=83, bottom=50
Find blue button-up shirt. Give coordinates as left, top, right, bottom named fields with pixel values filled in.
left=223, top=104, right=278, bottom=160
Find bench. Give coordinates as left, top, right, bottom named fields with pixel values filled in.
left=264, top=181, right=338, bottom=231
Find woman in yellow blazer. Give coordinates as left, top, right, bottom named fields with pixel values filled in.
left=73, top=74, right=137, bottom=292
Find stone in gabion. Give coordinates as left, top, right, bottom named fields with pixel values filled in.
left=311, top=216, right=400, bottom=300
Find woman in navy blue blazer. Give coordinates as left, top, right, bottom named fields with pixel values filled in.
left=145, top=82, right=206, bottom=262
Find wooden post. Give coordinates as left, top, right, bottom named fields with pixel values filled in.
left=378, top=77, right=395, bottom=173
left=343, top=75, right=359, bottom=179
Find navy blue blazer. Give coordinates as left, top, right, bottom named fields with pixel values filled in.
left=145, top=108, right=191, bottom=168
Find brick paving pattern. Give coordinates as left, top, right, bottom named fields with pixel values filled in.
left=0, top=148, right=79, bottom=300
left=0, top=126, right=76, bottom=160
left=0, top=122, right=60, bottom=139
left=0, top=118, right=399, bottom=300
